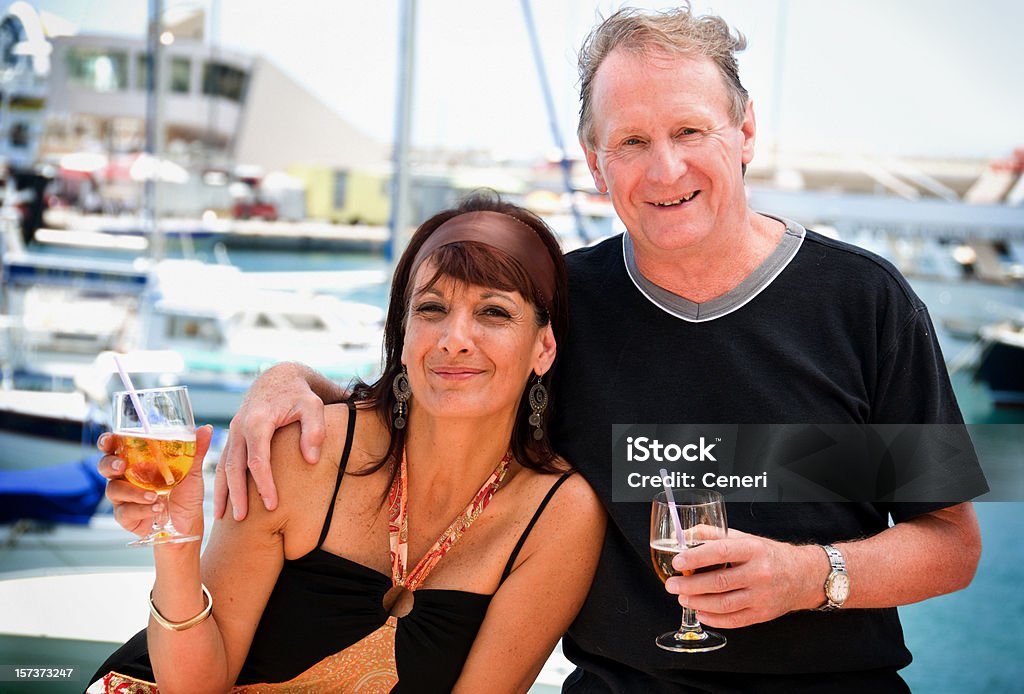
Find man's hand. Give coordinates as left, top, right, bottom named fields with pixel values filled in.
left=664, top=529, right=823, bottom=629
left=665, top=504, right=980, bottom=628
left=214, top=363, right=329, bottom=521
left=97, top=425, right=214, bottom=538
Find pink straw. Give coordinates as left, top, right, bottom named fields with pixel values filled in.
left=112, top=354, right=151, bottom=434
left=660, top=468, right=686, bottom=549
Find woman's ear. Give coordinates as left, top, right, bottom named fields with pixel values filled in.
left=534, top=324, right=557, bottom=375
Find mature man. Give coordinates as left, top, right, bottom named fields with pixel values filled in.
left=210, top=6, right=985, bottom=692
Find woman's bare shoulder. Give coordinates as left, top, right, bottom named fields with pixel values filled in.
left=269, top=404, right=361, bottom=510
left=514, top=460, right=604, bottom=525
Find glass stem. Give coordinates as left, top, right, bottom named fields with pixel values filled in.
left=677, top=607, right=707, bottom=639
left=154, top=491, right=173, bottom=534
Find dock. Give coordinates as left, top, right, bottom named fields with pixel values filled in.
left=39, top=210, right=391, bottom=254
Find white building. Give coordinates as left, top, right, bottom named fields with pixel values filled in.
left=40, top=8, right=387, bottom=174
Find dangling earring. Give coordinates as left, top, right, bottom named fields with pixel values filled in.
left=527, top=373, right=549, bottom=441
left=392, top=366, right=412, bottom=430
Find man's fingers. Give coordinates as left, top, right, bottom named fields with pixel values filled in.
left=672, top=538, right=752, bottom=573
left=224, top=435, right=251, bottom=521
left=298, top=406, right=328, bottom=465
left=213, top=452, right=228, bottom=520
left=242, top=418, right=280, bottom=513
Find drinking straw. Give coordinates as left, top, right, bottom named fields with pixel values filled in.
left=660, top=468, right=686, bottom=549
left=113, top=355, right=174, bottom=486
left=113, top=354, right=151, bottom=434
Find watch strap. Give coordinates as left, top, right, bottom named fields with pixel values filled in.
left=822, top=544, right=846, bottom=572
left=817, top=544, right=848, bottom=611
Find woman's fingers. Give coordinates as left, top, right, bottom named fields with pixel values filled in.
left=105, top=478, right=157, bottom=506
left=96, top=454, right=126, bottom=480
left=112, top=498, right=160, bottom=532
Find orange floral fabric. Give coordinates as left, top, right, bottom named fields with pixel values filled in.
left=388, top=449, right=512, bottom=590
left=96, top=618, right=399, bottom=693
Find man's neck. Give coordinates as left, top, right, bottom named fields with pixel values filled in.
left=631, top=212, right=785, bottom=303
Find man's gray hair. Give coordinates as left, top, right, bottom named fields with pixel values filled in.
left=577, top=4, right=749, bottom=147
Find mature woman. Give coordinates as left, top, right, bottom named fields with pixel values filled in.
left=89, top=194, right=606, bottom=693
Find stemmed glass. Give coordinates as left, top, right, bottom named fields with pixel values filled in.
left=650, top=488, right=728, bottom=652
left=111, top=386, right=200, bottom=547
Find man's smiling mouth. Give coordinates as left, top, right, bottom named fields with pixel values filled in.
left=653, top=191, right=699, bottom=207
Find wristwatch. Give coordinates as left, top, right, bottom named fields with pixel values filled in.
left=817, top=544, right=850, bottom=611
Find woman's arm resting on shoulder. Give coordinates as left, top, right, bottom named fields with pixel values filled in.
left=214, top=362, right=346, bottom=521
left=453, top=476, right=607, bottom=694
left=147, top=425, right=311, bottom=693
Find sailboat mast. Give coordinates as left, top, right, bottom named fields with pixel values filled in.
left=144, top=0, right=165, bottom=261
left=520, top=0, right=589, bottom=242
left=389, top=0, right=417, bottom=265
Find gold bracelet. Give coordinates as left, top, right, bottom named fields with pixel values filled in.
left=149, top=584, right=213, bottom=631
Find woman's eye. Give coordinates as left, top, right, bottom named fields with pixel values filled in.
left=623, top=137, right=643, bottom=146
left=413, top=302, right=445, bottom=314
left=481, top=306, right=512, bottom=319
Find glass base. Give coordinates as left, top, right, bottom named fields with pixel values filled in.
left=656, top=628, right=727, bottom=653
left=128, top=531, right=201, bottom=547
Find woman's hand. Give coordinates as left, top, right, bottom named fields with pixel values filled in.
left=97, top=425, right=215, bottom=538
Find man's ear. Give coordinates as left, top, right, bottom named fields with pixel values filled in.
left=740, top=98, right=756, bottom=167
left=582, top=140, right=608, bottom=194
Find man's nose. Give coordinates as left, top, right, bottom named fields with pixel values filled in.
left=647, top=139, right=687, bottom=186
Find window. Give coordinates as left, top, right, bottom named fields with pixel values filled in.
left=10, top=122, right=28, bottom=147
left=66, top=48, right=128, bottom=91
left=136, top=53, right=151, bottom=90
left=136, top=55, right=191, bottom=93
left=284, top=314, right=328, bottom=331
left=202, top=61, right=247, bottom=102
left=333, top=170, right=348, bottom=209
left=170, top=57, right=191, bottom=93
left=165, top=316, right=223, bottom=345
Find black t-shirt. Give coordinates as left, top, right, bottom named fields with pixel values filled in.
left=550, top=222, right=986, bottom=692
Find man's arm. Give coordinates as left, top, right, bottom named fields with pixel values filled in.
left=665, top=502, right=980, bottom=628
left=214, top=362, right=346, bottom=521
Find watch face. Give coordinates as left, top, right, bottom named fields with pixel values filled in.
left=828, top=571, right=851, bottom=603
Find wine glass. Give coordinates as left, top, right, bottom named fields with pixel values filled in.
left=111, top=386, right=200, bottom=547
left=650, top=488, right=728, bottom=652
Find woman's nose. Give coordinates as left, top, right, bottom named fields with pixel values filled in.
left=438, top=312, right=473, bottom=353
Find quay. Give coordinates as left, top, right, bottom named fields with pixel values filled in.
left=39, top=210, right=390, bottom=255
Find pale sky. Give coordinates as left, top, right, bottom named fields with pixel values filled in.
left=29, top=0, right=1024, bottom=161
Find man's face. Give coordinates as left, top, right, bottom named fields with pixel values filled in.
left=583, top=49, right=756, bottom=258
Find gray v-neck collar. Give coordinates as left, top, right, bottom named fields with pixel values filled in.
left=622, top=214, right=805, bottom=323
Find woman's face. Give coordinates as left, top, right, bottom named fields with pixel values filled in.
left=401, top=262, right=556, bottom=424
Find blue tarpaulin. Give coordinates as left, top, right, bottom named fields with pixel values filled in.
left=0, top=454, right=107, bottom=524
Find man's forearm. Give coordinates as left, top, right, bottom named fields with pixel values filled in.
left=273, top=362, right=348, bottom=405
left=831, top=502, right=981, bottom=609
